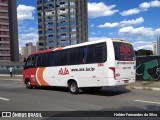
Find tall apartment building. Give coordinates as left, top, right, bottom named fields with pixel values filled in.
left=157, top=36, right=160, bottom=55
left=37, top=0, right=88, bottom=50
left=0, top=0, right=19, bottom=61
left=152, top=42, right=157, bottom=55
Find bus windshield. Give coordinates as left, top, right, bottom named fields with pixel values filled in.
left=113, top=42, right=135, bottom=61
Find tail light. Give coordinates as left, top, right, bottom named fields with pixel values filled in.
left=109, top=67, right=116, bottom=80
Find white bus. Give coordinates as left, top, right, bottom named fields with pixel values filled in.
left=23, top=38, right=135, bottom=94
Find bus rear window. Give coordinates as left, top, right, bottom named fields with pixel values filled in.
left=113, top=42, right=134, bottom=61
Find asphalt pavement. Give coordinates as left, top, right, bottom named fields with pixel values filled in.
left=0, top=80, right=160, bottom=119
left=0, top=75, right=160, bottom=91
left=0, top=80, right=160, bottom=111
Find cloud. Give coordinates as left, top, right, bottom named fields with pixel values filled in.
left=130, top=39, right=153, bottom=50
left=90, top=24, right=95, bottom=27
left=98, top=22, right=119, bottom=28
left=150, top=0, right=160, bottom=7
left=89, top=37, right=109, bottom=41
left=118, top=26, right=160, bottom=37
left=19, top=32, right=38, bottom=53
left=120, top=17, right=144, bottom=26
left=88, top=2, right=119, bottom=18
left=17, top=4, right=36, bottom=21
left=91, top=32, right=96, bottom=35
left=19, top=32, right=38, bottom=41
left=18, top=26, right=38, bottom=33
left=18, top=26, right=38, bottom=48
left=120, top=0, right=160, bottom=16
left=109, top=33, right=113, bottom=36
left=135, top=45, right=152, bottom=50
left=139, top=2, right=150, bottom=10
left=120, top=8, right=140, bottom=16
left=155, top=28, right=160, bottom=34
left=133, top=40, right=152, bottom=46
left=98, top=17, right=144, bottom=28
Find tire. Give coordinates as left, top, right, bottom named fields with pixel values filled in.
left=26, top=80, right=33, bottom=89
left=69, top=81, right=79, bottom=94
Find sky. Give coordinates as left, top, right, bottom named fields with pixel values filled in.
left=17, top=0, right=160, bottom=53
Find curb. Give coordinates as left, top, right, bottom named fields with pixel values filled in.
left=125, top=86, right=160, bottom=91
left=150, top=87, right=160, bottom=91
left=0, top=79, right=22, bottom=82
left=132, top=86, right=144, bottom=90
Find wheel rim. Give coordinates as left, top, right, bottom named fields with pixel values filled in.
left=70, top=84, right=76, bottom=92
left=27, top=81, right=31, bottom=88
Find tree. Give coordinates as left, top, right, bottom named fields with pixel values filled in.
left=135, top=49, right=153, bottom=56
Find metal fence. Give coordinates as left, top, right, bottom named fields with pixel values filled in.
left=136, top=56, right=160, bottom=81
left=0, top=62, right=24, bottom=75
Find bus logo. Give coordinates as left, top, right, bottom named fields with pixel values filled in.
left=59, top=68, right=69, bottom=75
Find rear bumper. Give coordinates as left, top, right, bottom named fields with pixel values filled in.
left=114, top=78, right=135, bottom=86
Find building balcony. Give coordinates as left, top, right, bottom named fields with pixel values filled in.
left=38, top=40, right=45, bottom=43
left=0, top=47, right=10, bottom=50
left=0, top=3, right=8, bottom=6
left=37, top=9, right=43, bottom=12
left=39, top=34, right=44, bottom=37
left=44, top=2, right=54, bottom=6
left=71, top=36, right=77, bottom=40
left=0, top=41, right=10, bottom=44
left=38, top=27, right=43, bottom=31
left=38, top=16, right=43, bottom=19
left=38, top=21, right=43, bottom=25
left=44, top=14, right=56, bottom=18
left=70, top=31, right=77, bottom=34
left=0, top=53, right=10, bottom=56
left=0, top=22, right=9, bottom=25
left=0, top=9, right=8, bottom=12
left=37, top=3, right=42, bottom=7
left=0, top=28, right=9, bottom=31
left=0, top=35, right=9, bottom=37
left=45, top=33, right=56, bottom=37
left=38, top=46, right=45, bottom=49
left=0, top=16, right=8, bottom=19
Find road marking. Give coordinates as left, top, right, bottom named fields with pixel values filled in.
left=134, top=100, right=160, bottom=105
left=0, top=97, right=10, bottom=101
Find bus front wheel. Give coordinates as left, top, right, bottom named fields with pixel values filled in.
left=26, top=79, right=33, bottom=89
left=69, top=81, right=79, bottom=94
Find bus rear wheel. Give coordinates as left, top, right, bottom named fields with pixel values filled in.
left=69, top=81, right=79, bottom=94
left=26, top=79, right=33, bottom=89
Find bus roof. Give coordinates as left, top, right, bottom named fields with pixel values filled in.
left=112, top=38, right=131, bottom=44
left=31, top=49, right=54, bottom=55
left=30, top=38, right=132, bottom=55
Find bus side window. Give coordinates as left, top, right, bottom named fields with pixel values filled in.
left=24, top=55, right=36, bottom=69
left=37, top=54, right=42, bottom=67
left=86, top=45, right=95, bottom=64
left=69, top=48, right=77, bottom=65
left=77, top=47, right=84, bottom=64
left=95, top=43, right=107, bottom=63
left=83, top=47, right=87, bottom=64
left=54, top=51, right=62, bottom=66
left=48, top=52, right=54, bottom=67
left=41, top=53, right=49, bottom=67
left=62, top=49, right=69, bottom=66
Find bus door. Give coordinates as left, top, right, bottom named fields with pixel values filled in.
left=23, top=55, right=38, bottom=85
